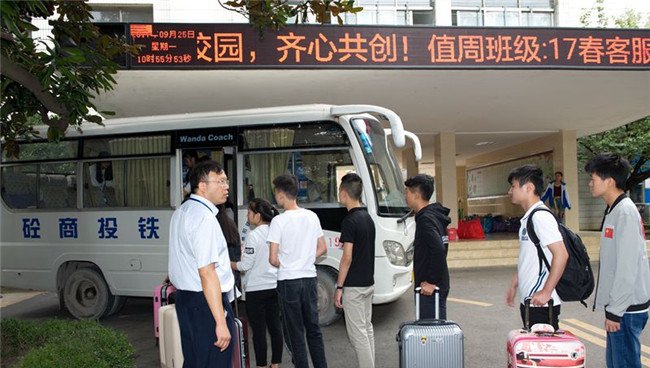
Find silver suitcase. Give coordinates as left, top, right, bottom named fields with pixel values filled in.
left=396, top=287, right=464, bottom=368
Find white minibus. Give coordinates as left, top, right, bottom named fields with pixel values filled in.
left=0, top=104, right=419, bottom=324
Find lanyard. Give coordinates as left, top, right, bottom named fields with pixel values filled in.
left=189, top=198, right=213, bottom=214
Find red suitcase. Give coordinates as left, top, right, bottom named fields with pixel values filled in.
left=154, top=282, right=177, bottom=338
left=507, top=299, right=585, bottom=368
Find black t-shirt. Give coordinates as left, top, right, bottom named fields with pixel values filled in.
left=339, top=207, right=376, bottom=287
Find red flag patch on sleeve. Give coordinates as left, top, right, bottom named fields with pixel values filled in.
left=604, top=226, right=614, bottom=239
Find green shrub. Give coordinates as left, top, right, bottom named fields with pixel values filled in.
left=0, top=318, right=135, bottom=368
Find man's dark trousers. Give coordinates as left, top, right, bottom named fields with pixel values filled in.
left=175, top=290, right=235, bottom=368
left=277, top=277, right=327, bottom=368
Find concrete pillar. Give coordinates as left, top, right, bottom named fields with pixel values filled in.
left=457, top=165, right=467, bottom=219
left=402, top=147, right=419, bottom=179
left=434, top=132, right=458, bottom=227
left=434, top=0, right=452, bottom=26
left=554, top=130, right=579, bottom=230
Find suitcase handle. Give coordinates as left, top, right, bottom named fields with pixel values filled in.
left=523, top=297, right=554, bottom=331
left=414, top=286, right=440, bottom=320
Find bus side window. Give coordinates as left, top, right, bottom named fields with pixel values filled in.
left=39, top=163, right=77, bottom=209
left=243, top=150, right=353, bottom=206
left=84, top=156, right=118, bottom=207
left=1, top=166, right=38, bottom=209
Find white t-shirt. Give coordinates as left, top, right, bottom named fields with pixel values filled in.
left=267, top=208, right=324, bottom=281
left=236, top=224, right=278, bottom=292
left=518, top=201, right=564, bottom=306
left=168, top=194, right=235, bottom=299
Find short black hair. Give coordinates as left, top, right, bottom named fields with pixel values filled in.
left=507, top=165, right=544, bottom=197
left=340, top=173, right=363, bottom=201
left=555, top=171, right=563, bottom=176
left=183, top=150, right=198, bottom=160
left=584, top=153, right=631, bottom=190
left=273, top=174, right=298, bottom=199
left=189, top=160, right=223, bottom=193
left=404, top=174, right=434, bottom=201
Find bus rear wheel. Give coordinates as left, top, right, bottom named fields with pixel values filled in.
left=63, top=268, right=114, bottom=320
left=317, top=267, right=342, bottom=326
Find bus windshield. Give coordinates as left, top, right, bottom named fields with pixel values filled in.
left=351, top=118, right=409, bottom=216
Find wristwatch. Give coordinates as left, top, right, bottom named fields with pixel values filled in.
left=336, top=285, right=343, bottom=290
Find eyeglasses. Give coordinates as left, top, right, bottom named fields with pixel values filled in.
left=202, top=179, right=229, bottom=187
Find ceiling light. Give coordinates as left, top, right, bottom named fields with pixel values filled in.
left=475, top=141, right=495, bottom=146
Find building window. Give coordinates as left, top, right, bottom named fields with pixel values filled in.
left=89, top=5, right=154, bottom=23
left=345, top=6, right=434, bottom=26
left=412, top=10, right=434, bottom=25
left=451, top=0, right=554, bottom=27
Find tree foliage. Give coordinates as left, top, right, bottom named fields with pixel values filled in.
left=1, top=1, right=361, bottom=158
left=0, top=0, right=138, bottom=158
left=578, top=117, right=650, bottom=190
left=220, top=0, right=362, bottom=33
left=580, top=0, right=650, bottom=28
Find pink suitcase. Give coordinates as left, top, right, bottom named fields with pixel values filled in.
left=154, top=282, right=176, bottom=338
left=507, top=299, right=585, bottom=368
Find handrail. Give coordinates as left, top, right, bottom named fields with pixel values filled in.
left=330, top=105, right=405, bottom=148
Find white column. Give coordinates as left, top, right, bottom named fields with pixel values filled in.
left=434, top=132, right=458, bottom=227
left=434, top=0, right=453, bottom=26
left=554, top=130, right=579, bottom=230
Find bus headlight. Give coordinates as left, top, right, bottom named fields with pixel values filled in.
left=383, top=240, right=406, bottom=266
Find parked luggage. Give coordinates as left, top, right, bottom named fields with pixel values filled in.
left=481, top=214, right=494, bottom=234
left=507, top=298, right=585, bottom=368
left=458, top=218, right=485, bottom=239
left=231, top=298, right=250, bottom=368
left=159, top=304, right=184, bottom=368
left=154, top=282, right=177, bottom=339
left=232, top=315, right=249, bottom=368
left=492, top=215, right=507, bottom=233
left=396, top=287, right=464, bottom=368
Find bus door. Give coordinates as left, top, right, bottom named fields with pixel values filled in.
left=179, top=146, right=237, bottom=220
left=176, top=128, right=238, bottom=222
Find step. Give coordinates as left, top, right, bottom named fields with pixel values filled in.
left=446, top=235, right=649, bottom=269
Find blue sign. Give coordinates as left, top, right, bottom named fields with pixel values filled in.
left=138, top=216, right=160, bottom=239
left=98, top=217, right=118, bottom=239
left=59, top=218, right=78, bottom=239
left=22, top=218, right=41, bottom=239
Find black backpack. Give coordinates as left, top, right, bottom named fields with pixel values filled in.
left=526, top=207, right=595, bottom=307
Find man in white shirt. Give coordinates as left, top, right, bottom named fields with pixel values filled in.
left=268, top=174, right=328, bottom=368
left=168, top=160, right=236, bottom=367
left=505, top=165, right=568, bottom=330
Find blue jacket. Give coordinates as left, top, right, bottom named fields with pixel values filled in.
left=541, top=182, right=571, bottom=210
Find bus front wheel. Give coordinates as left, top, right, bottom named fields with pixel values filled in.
left=63, top=268, right=114, bottom=320
left=316, top=267, right=342, bottom=326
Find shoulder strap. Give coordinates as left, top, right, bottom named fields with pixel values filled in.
left=526, top=207, right=556, bottom=272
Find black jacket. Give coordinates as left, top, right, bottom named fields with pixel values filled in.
left=413, top=203, right=451, bottom=291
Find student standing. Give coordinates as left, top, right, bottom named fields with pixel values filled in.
left=541, top=171, right=571, bottom=221
left=168, top=160, right=235, bottom=367
left=334, top=173, right=376, bottom=368
left=231, top=198, right=283, bottom=368
left=268, top=174, right=328, bottom=368
left=504, top=165, right=568, bottom=330
left=404, top=174, right=451, bottom=319
left=585, top=153, right=649, bottom=368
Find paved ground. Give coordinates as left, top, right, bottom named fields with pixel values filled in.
left=2, top=266, right=649, bottom=367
